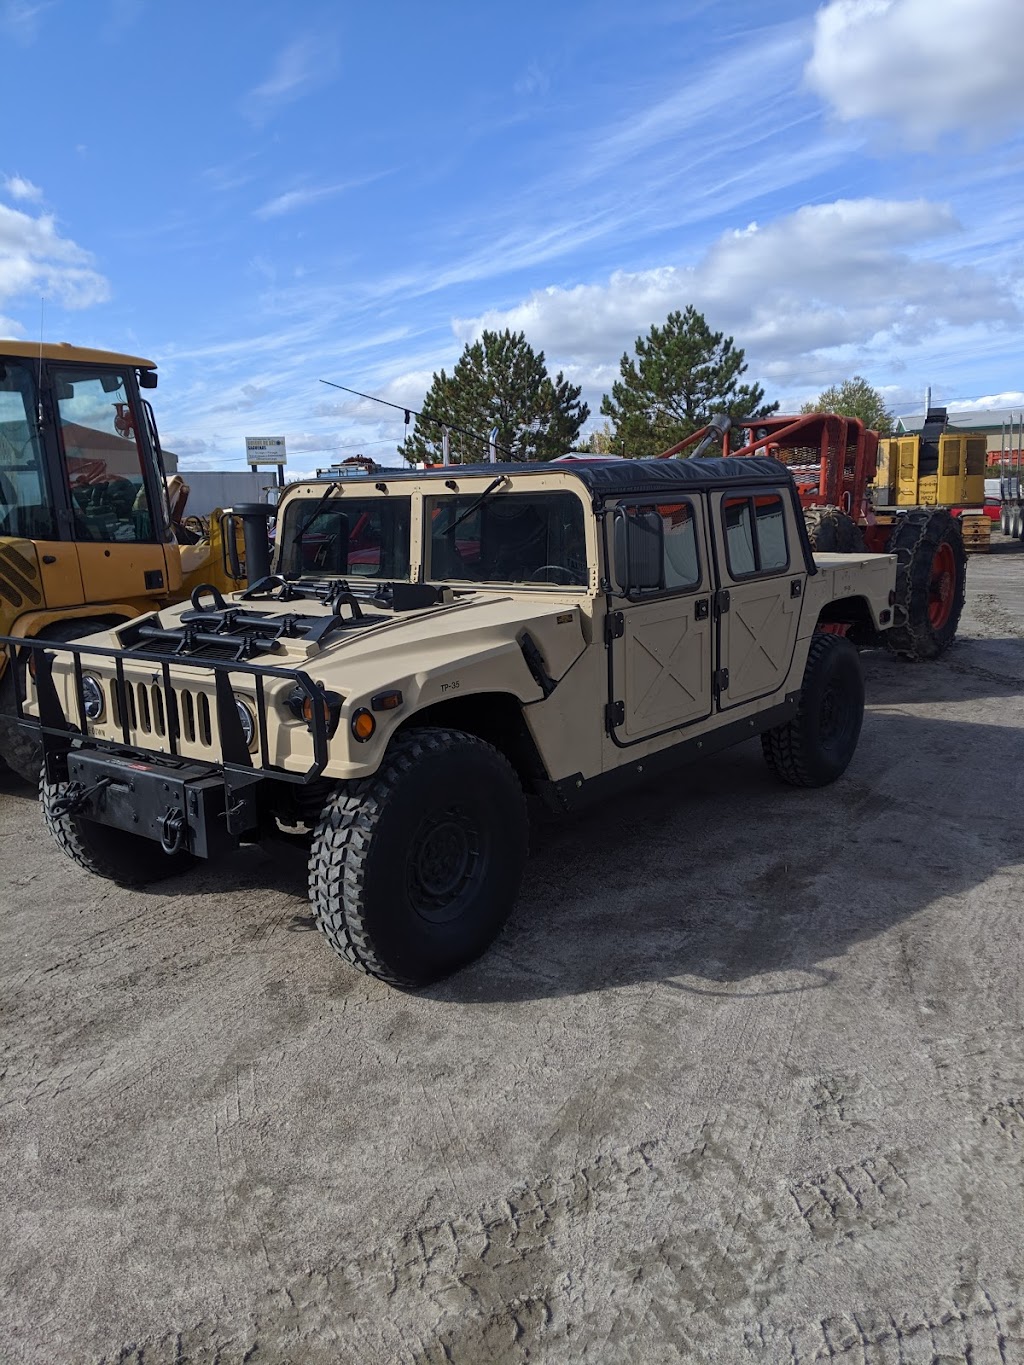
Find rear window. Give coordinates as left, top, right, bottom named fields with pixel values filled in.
left=721, top=492, right=789, bottom=578
left=279, top=496, right=411, bottom=579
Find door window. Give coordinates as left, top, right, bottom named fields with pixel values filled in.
left=617, top=499, right=702, bottom=594
left=0, top=362, right=57, bottom=539
left=54, top=369, right=157, bottom=543
left=721, top=492, right=789, bottom=578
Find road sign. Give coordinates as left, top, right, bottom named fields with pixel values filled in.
left=245, top=436, right=287, bottom=466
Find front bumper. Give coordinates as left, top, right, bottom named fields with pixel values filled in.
left=58, top=748, right=255, bottom=858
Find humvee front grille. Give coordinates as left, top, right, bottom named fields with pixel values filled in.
left=111, top=678, right=214, bottom=748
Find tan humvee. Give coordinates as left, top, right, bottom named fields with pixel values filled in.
left=15, top=455, right=896, bottom=986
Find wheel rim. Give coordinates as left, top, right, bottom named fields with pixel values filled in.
left=406, top=805, right=485, bottom=924
left=927, top=541, right=957, bottom=630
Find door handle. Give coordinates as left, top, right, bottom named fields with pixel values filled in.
left=695, top=598, right=710, bottom=620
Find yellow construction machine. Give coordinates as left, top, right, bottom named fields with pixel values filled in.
left=873, top=406, right=990, bottom=552
left=0, top=341, right=246, bottom=780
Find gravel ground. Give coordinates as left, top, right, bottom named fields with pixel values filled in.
left=2, top=539, right=1023, bottom=1365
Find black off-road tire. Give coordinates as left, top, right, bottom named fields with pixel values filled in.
left=803, top=506, right=866, bottom=553
left=41, top=768, right=196, bottom=886
left=761, top=633, right=864, bottom=788
left=308, top=727, right=528, bottom=987
left=884, top=509, right=966, bottom=660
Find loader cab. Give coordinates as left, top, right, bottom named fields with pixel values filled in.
left=0, top=343, right=178, bottom=617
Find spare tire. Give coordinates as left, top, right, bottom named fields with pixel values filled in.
left=803, top=506, right=866, bottom=553
left=884, top=509, right=966, bottom=660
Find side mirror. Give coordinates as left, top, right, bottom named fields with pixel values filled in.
left=138, top=369, right=158, bottom=389
left=613, top=507, right=664, bottom=594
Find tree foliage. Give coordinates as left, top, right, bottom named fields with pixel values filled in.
left=399, top=329, right=589, bottom=465
left=801, top=375, right=894, bottom=436
left=600, top=306, right=777, bottom=457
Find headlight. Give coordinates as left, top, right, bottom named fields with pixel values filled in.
left=81, top=674, right=104, bottom=722
left=285, top=685, right=343, bottom=737
left=234, top=696, right=257, bottom=750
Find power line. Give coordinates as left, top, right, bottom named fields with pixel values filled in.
left=319, top=377, right=521, bottom=461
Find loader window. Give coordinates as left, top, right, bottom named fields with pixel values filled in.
left=279, top=496, right=411, bottom=580
left=721, top=492, right=789, bottom=578
left=53, top=369, right=158, bottom=544
left=0, top=362, right=57, bottom=539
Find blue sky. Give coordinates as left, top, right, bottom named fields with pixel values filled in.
left=2, top=0, right=1024, bottom=475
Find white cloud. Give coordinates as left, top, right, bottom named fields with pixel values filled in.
left=254, top=172, right=390, bottom=220
left=0, top=201, right=109, bottom=311
left=3, top=175, right=42, bottom=202
left=241, top=36, right=336, bottom=124
left=806, top=0, right=1024, bottom=143
left=0, top=0, right=54, bottom=45
left=453, top=197, right=1018, bottom=400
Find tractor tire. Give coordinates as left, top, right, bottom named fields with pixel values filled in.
left=803, top=506, right=866, bottom=553
left=0, top=618, right=119, bottom=784
left=41, top=769, right=196, bottom=886
left=883, top=510, right=966, bottom=661
left=0, top=662, right=44, bottom=784
left=761, top=634, right=864, bottom=787
left=308, top=727, right=528, bottom=987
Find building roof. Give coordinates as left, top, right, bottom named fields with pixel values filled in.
left=896, top=408, right=1023, bottom=434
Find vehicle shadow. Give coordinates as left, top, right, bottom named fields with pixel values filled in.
left=858, top=639, right=1024, bottom=705
left=437, top=706, right=1023, bottom=1004
left=0, top=770, right=36, bottom=802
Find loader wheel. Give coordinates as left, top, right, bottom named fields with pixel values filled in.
left=803, top=506, right=865, bottom=553
left=308, top=727, right=528, bottom=988
left=761, top=634, right=864, bottom=788
left=41, top=770, right=196, bottom=886
left=884, top=510, right=966, bottom=660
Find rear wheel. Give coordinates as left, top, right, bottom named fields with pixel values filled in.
left=1000, top=505, right=1012, bottom=536
left=884, top=510, right=966, bottom=660
left=309, top=727, right=528, bottom=987
left=762, top=634, right=864, bottom=787
left=41, top=769, right=196, bottom=886
left=803, top=506, right=866, bottom=553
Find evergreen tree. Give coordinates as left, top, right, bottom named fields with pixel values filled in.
left=600, top=306, right=776, bottom=457
left=801, top=376, right=894, bottom=435
left=399, top=329, right=588, bottom=464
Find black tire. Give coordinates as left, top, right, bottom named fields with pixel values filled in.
left=1000, top=505, right=1011, bottom=536
left=0, top=618, right=120, bottom=784
left=803, top=506, right=866, bottom=553
left=41, top=768, right=196, bottom=886
left=884, top=510, right=966, bottom=660
left=761, top=634, right=864, bottom=788
left=308, top=727, right=528, bottom=987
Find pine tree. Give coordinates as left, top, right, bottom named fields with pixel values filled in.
left=600, top=306, right=776, bottom=457
left=801, top=376, right=894, bottom=435
left=399, top=329, right=589, bottom=464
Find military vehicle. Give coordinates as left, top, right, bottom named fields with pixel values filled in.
left=6, top=455, right=896, bottom=986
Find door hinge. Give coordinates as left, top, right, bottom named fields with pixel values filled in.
left=713, top=667, right=730, bottom=697
left=714, top=589, right=731, bottom=615
left=695, top=598, right=710, bottom=620
left=605, top=700, right=625, bottom=730
left=604, top=610, right=624, bottom=643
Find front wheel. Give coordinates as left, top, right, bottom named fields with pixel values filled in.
left=308, top=728, right=528, bottom=987
left=761, top=634, right=864, bottom=788
left=41, top=769, right=196, bottom=886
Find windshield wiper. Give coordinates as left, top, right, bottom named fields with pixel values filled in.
left=444, top=473, right=509, bottom=536
left=291, top=482, right=340, bottom=545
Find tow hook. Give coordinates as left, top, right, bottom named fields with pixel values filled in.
left=159, top=806, right=187, bottom=855
left=50, top=776, right=112, bottom=819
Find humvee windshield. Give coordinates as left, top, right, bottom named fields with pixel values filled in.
left=426, top=490, right=588, bottom=586
left=280, top=496, right=412, bottom=580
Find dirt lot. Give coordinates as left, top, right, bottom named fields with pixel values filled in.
left=2, top=540, right=1023, bottom=1365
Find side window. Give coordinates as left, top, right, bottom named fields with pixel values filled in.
left=54, top=369, right=156, bottom=544
left=721, top=492, right=789, bottom=578
left=618, top=499, right=702, bottom=594
left=0, top=362, right=57, bottom=539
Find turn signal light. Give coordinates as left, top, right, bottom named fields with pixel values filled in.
left=371, top=689, right=403, bottom=712
left=351, top=708, right=376, bottom=742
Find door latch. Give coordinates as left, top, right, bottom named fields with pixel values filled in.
left=695, top=598, right=710, bottom=620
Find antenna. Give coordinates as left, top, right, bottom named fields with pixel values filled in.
left=318, top=379, right=523, bottom=462
left=37, top=297, right=45, bottom=426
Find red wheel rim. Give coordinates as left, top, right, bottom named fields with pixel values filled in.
left=928, top=541, right=956, bottom=629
